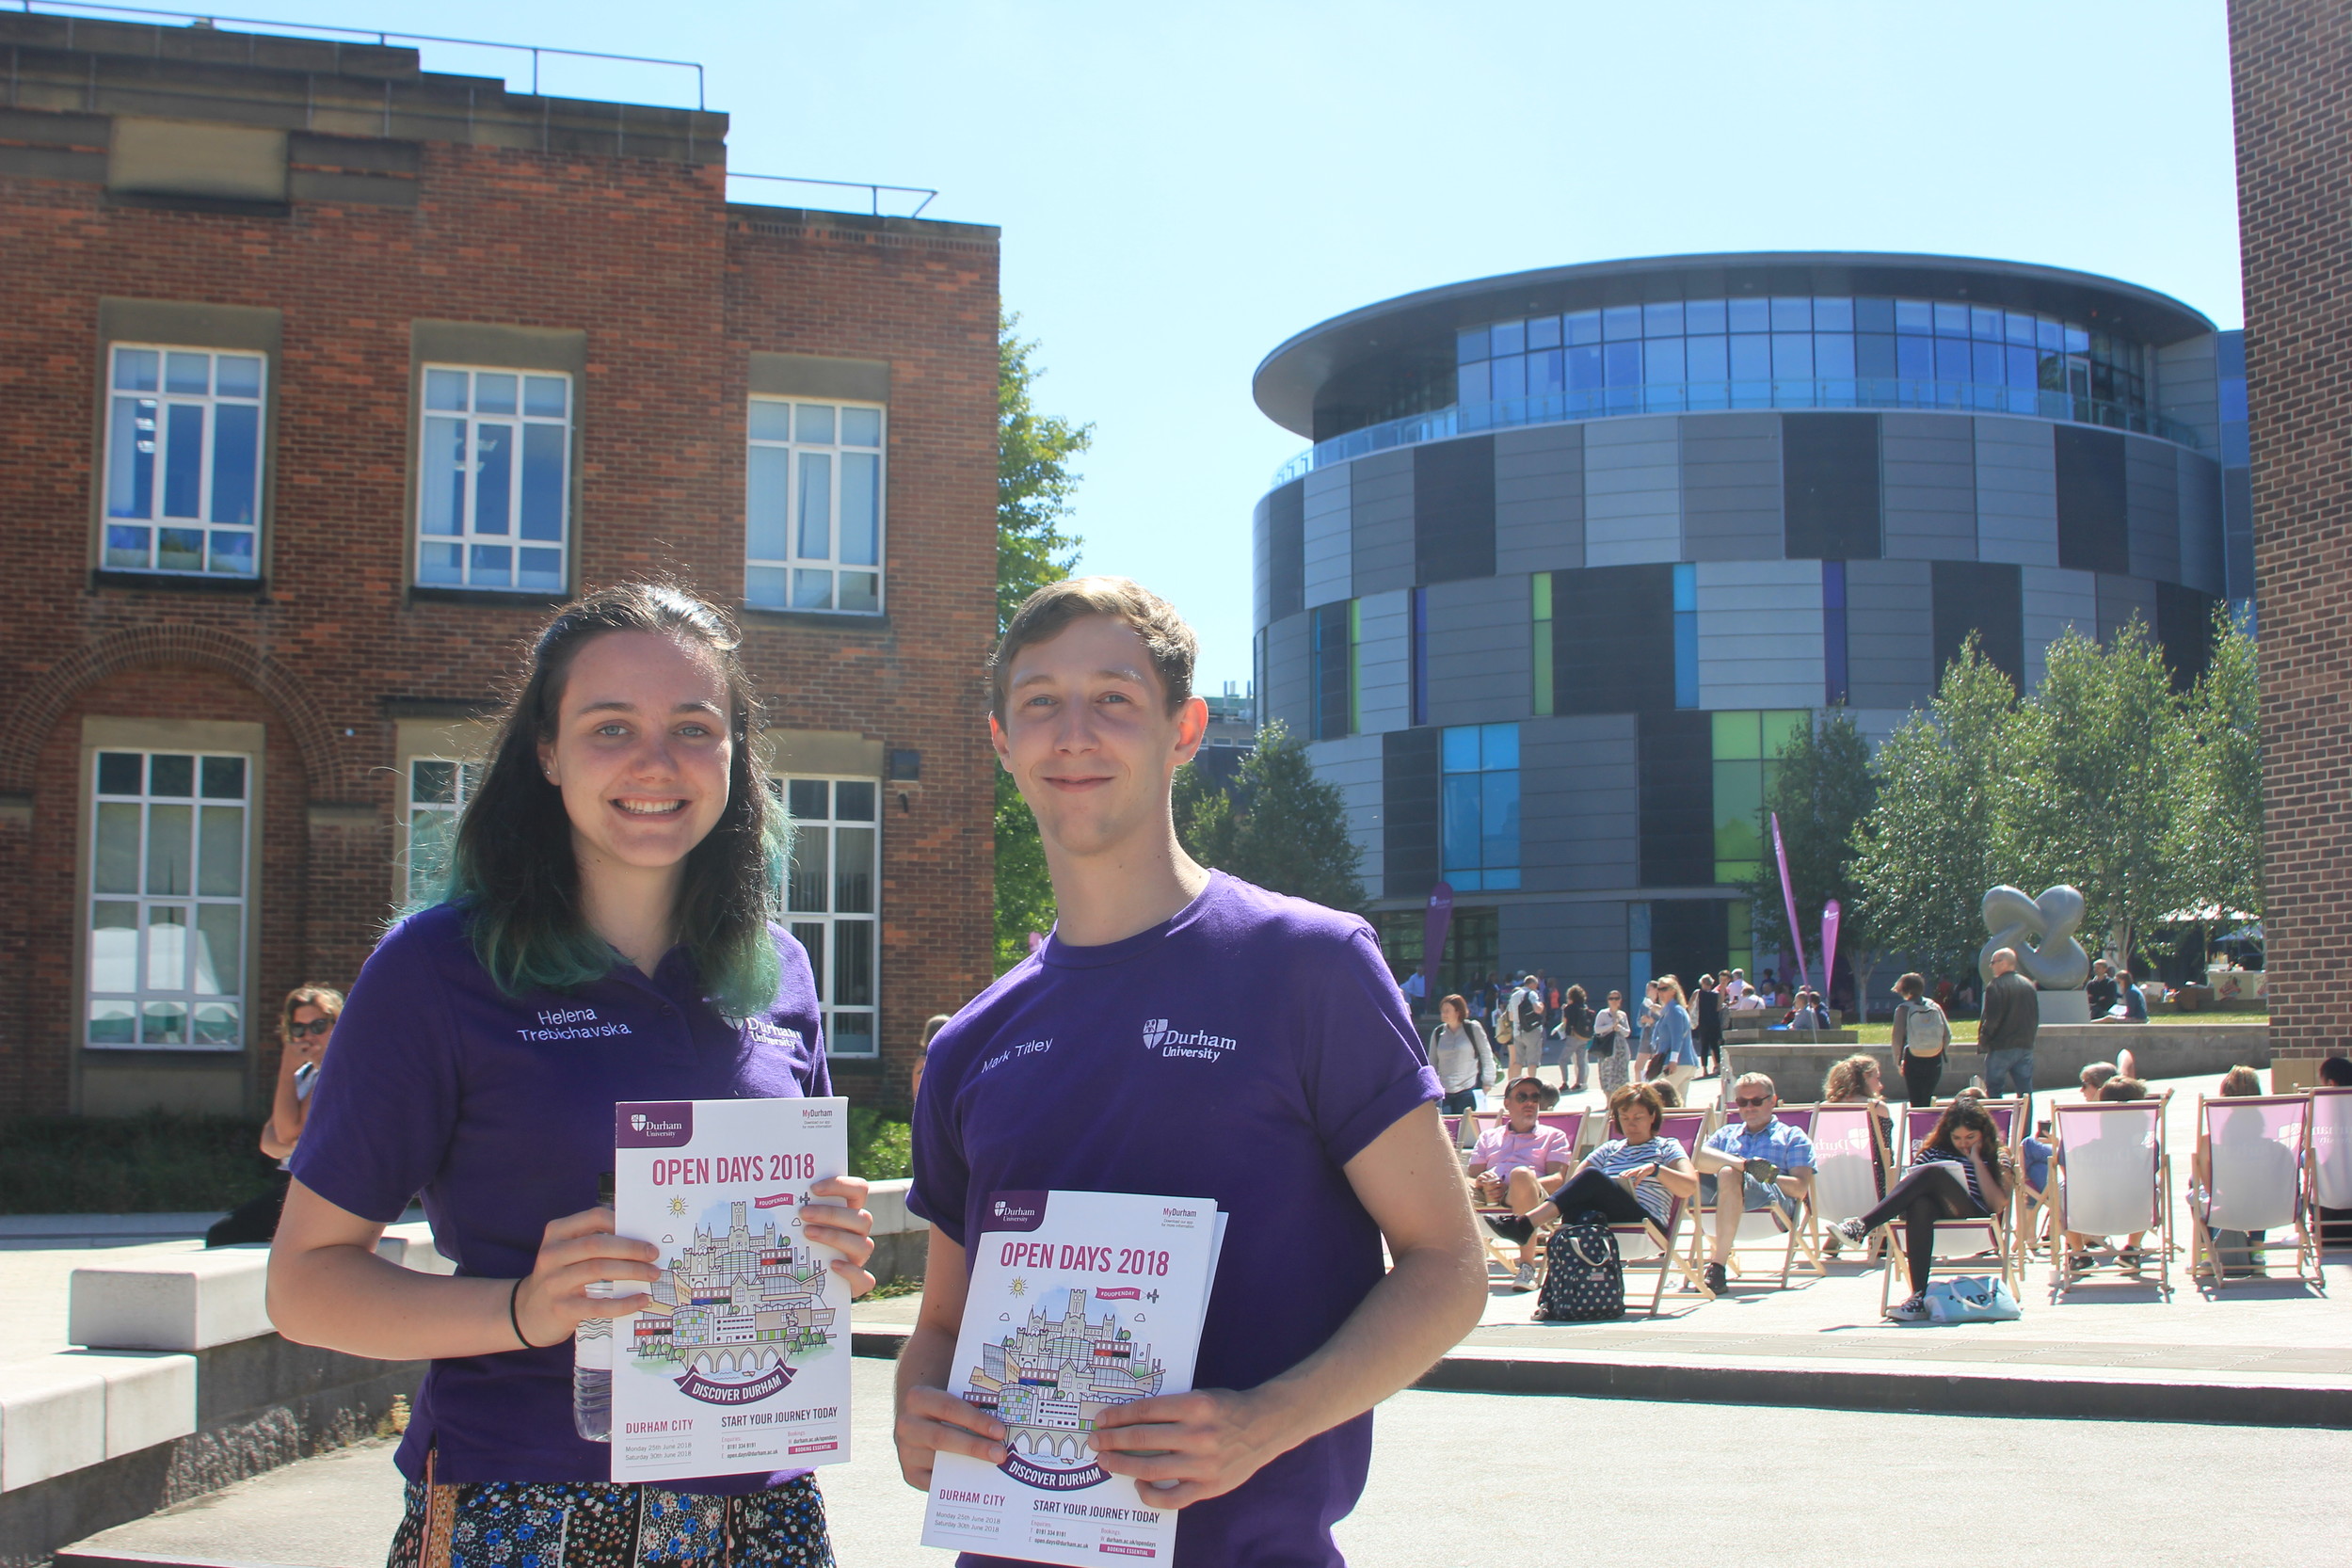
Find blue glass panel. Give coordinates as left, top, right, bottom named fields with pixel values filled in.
left=1854, top=297, right=1896, bottom=333
left=1566, top=344, right=1604, bottom=392
left=1490, top=320, right=1525, bottom=356
left=747, top=445, right=790, bottom=558
left=216, top=356, right=262, bottom=398
left=470, top=544, right=511, bottom=586
left=1685, top=336, right=1727, bottom=383
left=1457, top=328, right=1488, bottom=364
left=1935, top=338, right=1973, bottom=380
left=1442, top=774, right=1480, bottom=872
left=1644, top=337, right=1684, bottom=383
left=520, top=424, right=565, bottom=540
left=2221, top=379, right=2248, bottom=422
left=418, top=541, right=461, bottom=584
left=1600, top=306, right=1640, bottom=342
left=1565, top=310, right=1601, bottom=346
left=792, top=568, right=834, bottom=610
left=108, top=397, right=154, bottom=519
left=162, top=403, right=204, bottom=519
left=1672, top=561, right=1697, bottom=612
left=1770, top=296, right=1811, bottom=332
left=1604, top=341, right=1642, bottom=386
left=797, top=452, right=832, bottom=558
left=840, top=405, right=881, bottom=446
left=1480, top=722, right=1519, bottom=771
left=421, top=417, right=465, bottom=536
left=424, top=369, right=469, bottom=412
left=105, top=524, right=150, bottom=569
left=1933, top=302, right=1970, bottom=337
left=524, top=376, right=567, bottom=418
left=1684, top=299, right=1727, bottom=334
left=1896, top=336, right=1933, bottom=379
left=2065, top=325, right=2089, bottom=354
left=745, top=565, right=787, bottom=608
left=1773, top=334, right=1814, bottom=378
left=1643, top=301, right=1684, bottom=336
left=2006, top=344, right=2039, bottom=389
left=1484, top=868, right=1520, bottom=890
left=1526, top=314, right=1561, bottom=350
left=1730, top=334, right=1771, bottom=381
left=114, top=346, right=158, bottom=392
left=1813, top=297, right=1854, bottom=331
left=1971, top=307, right=2003, bottom=341
left=1480, top=770, right=1519, bottom=870
left=208, top=529, right=254, bottom=576
left=1895, top=299, right=1933, bottom=332
left=1816, top=333, right=1855, bottom=378
left=157, top=526, right=202, bottom=571
left=1673, top=613, right=1700, bottom=708
left=1857, top=333, right=1897, bottom=378
left=472, top=423, right=512, bottom=535
left=1972, top=342, right=2004, bottom=383
left=1728, top=297, right=1770, bottom=333
left=209, top=403, right=258, bottom=526
left=1449, top=870, right=1483, bottom=892
left=839, top=453, right=880, bottom=566
left=1489, top=353, right=1527, bottom=399
left=474, top=374, right=517, bottom=415
left=1457, top=362, right=1488, bottom=406
left=2038, top=318, right=2065, bottom=351
left=1442, top=726, right=1481, bottom=774
left=749, top=400, right=792, bottom=441
left=1528, top=348, right=1563, bottom=395
left=518, top=547, right=562, bottom=592
left=1822, top=558, right=1847, bottom=609
left=2004, top=312, right=2037, bottom=345
left=166, top=352, right=208, bottom=394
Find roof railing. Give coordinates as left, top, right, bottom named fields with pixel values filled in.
left=16, top=0, right=708, bottom=107
left=725, top=172, right=936, bottom=219
left=1270, top=379, right=2203, bottom=488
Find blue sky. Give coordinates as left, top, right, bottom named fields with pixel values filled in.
left=112, top=0, right=2238, bottom=689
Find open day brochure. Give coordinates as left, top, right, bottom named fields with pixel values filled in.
left=922, top=1190, right=1227, bottom=1567
left=609, top=1096, right=853, bottom=1485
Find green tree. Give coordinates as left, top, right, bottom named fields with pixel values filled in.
left=1742, top=712, right=1883, bottom=1016
left=2169, top=605, right=2263, bottom=956
left=2006, top=620, right=2189, bottom=968
left=992, top=312, right=1092, bottom=970
left=1851, top=638, right=2024, bottom=982
left=1176, top=723, right=1364, bottom=911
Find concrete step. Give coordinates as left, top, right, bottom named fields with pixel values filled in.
left=55, top=1437, right=405, bottom=1568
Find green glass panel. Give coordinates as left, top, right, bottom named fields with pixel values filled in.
left=194, top=904, right=241, bottom=995
left=146, top=804, right=192, bottom=895
left=1714, top=760, right=1765, bottom=862
left=1762, top=710, right=1808, bottom=757
left=145, top=905, right=187, bottom=990
left=198, top=806, right=243, bottom=896
left=1712, top=710, right=1762, bottom=760
left=88, top=1000, right=136, bottom=1046
left=1716, top=859, right=1759, bottom=885
left=93, top=802, right=141, bottom=894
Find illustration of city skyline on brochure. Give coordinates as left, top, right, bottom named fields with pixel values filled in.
left=612, top=1096, right=852, bottom=1485
left=923, top=1190, right=1225, bottom=1567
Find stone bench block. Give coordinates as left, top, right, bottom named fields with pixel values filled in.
left=865, top=1176, right=925, bottom=1236
left=0, top=1358, right=106, bottom=1491
left=72, top=1352, right=199, bottom=1458
left=376, top=1221, right=456, bottom=1274
left=69, top=1249, right=271, bottom=1353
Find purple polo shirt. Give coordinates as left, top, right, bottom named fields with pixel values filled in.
left=909, top=872, right=1441, bottom=1568
left=287, top=902, right=830, bottom=1493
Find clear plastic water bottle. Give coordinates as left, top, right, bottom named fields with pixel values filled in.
left=573, top=1172, right=616, bottom=1443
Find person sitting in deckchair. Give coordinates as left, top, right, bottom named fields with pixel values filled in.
left=1468, top=1077, right=1573, bottom=1290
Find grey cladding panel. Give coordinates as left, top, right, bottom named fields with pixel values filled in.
left=2124, top=436, right=2181, bottom=584
left=2096, top=573, right=2157, bottom=643
left=1383, top=728, right=1441, bottom=900
left=1495, top=424, right=1584, bottom=575
left=1264, top=479, right=1305, bottom=620
left=1880, top=413, right=1976, bottom=561
left=1252, top=493, right=1271, bottom=631
left=748, top=353, right=890, bottom=402
left=1350, top=451, right=1416, bottom=595
left=1679, top=413, right=1783, bottom=563
left=2178, top=452, right=2225, bottom=597
left=1264, top=613, right=1310, bottom=737
left=1416, top=437, right=1496, bottom=584
left=1520, top=714, right=1638, bottom=892
left=1499, top=900, right=1628, bottom=995
left=1843, top=559, right=1935, bottom=711
left=1424, top=576, right=1528, bottom=726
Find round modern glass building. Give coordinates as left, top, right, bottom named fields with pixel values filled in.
left=1248, top=252, right=2243, bottom=1000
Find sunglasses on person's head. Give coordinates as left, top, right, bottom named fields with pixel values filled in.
left=1734, top=1094, right=1773, bottom=1108
left=287, top=1016, right=335, bottom=1038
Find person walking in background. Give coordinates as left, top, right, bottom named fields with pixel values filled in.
left=1555, top=984, right=1595, bottom=1095
left=1977, top=946, right=2040, bottom=1112
left=1890, top=972, right=1951, bottom=1107
left=1649, top=977, right=1700, bottom=1097
left=1503, top=972, right=1546, bottom=1079
left=1694, top=972, right=1723, bottom=1079
left=205, top=984, right=344, bottom=1247
left=1591, top=988, right=1634, bottom=1097
left=1429, top=993, right=1498, bottom=1115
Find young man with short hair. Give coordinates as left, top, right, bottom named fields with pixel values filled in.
left=894, top=577, right=1486, bottom=1566
left=1690, top=1073, right=1815, bottom=1294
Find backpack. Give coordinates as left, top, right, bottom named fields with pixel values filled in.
left=1493, top=1006, right=1514, bottom=1048
left=1514, top=990, right=1544, bottom=1039
left=1903, top=1000, right=1950, bottom=1058
left=1532, top=1212, right=1624, bottom=1321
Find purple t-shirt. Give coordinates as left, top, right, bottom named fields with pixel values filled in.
left=288, top=902, right=830, bottom=1492
left=909, top=872, right=1441, bottom=1568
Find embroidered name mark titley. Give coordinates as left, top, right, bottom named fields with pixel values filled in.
left=517, top=1005, right=634, bottom=1042
left=978, top=1038, right=1053, bottom=1075
left=1142, top=1018, right=1238, bottom=1060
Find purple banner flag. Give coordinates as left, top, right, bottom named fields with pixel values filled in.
left=1821, top=900, right=1841, bottom=1000
left=1770, top=813, right=1809, bottom=990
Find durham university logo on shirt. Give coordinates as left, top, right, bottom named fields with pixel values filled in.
left=1143, top=1018, right=1239, bottom=1061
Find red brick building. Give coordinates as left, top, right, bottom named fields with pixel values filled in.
left=0, top=14, right=999, bottom=1117
left=2232, top=1, right=2351, bottom=1073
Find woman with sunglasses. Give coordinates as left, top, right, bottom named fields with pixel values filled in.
left=205, top=984, right=344, bottom=1248
left=268, top=584, right=876, bottom=1567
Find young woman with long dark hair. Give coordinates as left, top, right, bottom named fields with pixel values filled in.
left=269, top=584, right=876, bottom=1567
left=1828, top=1097, right=2009, bottom=1322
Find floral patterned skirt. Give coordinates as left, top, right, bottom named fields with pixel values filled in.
left=388, top=1458, right=833, bottom=1568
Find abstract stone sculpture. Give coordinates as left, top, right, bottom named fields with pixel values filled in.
left=1978, top=885, right=2091, bottom=989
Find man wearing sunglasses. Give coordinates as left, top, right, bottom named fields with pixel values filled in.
left=1691, top=1073, right=1814, bottom=1295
